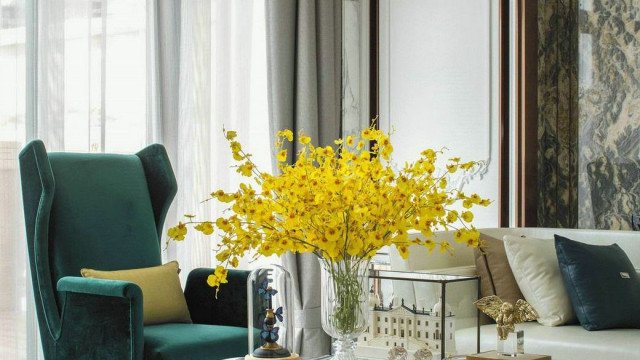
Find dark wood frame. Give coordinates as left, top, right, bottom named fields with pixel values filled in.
left=369, top=0, right=379, bottom=128
left=515, top=0, right=538, bottom=227
left=498, top=0, right=511, bottom=227
left=368, top=0, right=515, bottom=227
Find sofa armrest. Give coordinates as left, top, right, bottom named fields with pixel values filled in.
left=56, top=276, right=144, bottom=359
left=184, top=268, right=249, bottom=327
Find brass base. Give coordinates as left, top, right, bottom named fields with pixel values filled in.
left=245, top=353, right=300, bottom=360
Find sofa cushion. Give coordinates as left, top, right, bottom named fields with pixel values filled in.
left=144, top=323, right=248, bottom=360
left=555, top=235, right=640, bottom=330
left=503, top=235, right=576, bottom=326
left=455, top=322, right=640, bottom=360
left=474, top=234, right=524, bottom=304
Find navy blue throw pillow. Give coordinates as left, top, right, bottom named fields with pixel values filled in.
left=554, top=235, right=640, bottom=331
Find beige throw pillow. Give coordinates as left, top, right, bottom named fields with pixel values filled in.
left=503, top=235, right=576, bottom=326
left=473, top=234, right=525, bottom=305
left=81, top=261, right=192, bottom=325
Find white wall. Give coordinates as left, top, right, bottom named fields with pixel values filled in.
left=379, top=0, right=500, bottom=228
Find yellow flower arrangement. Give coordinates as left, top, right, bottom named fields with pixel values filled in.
left=168, top=125, right=490, bottom=293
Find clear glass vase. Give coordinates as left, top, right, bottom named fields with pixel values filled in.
left=319, top=258, right=370, bottom=360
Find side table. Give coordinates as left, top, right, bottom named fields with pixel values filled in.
left=466, top=351, right=551, bottom=360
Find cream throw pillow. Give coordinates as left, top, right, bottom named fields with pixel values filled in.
left=81, top=261, right=192, bottom=325
left=503, top=235, right=576, bottom=326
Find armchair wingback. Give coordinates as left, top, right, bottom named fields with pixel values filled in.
left=19, top=140, right=249, bottom=360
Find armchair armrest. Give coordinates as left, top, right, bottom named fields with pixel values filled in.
left=57, top=276, right=143, bottom=299
left=184, top=268, right=249, bottom=327
left=55, top=276, right=144, bottom=359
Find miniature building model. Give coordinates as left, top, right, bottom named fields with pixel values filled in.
left=357, top=298, right=456, bottom=356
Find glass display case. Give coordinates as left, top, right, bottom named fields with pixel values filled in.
left=357, top=264, right=481, bottom=360
left=247, top=264, right=298, bottom=360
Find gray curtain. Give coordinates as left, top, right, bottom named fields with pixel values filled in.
left=265, top=0, right=342, bottom=356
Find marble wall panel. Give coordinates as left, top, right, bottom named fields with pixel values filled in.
left=577, top=0, right=640, bottom=229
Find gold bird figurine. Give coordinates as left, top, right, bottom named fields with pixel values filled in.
left=474, top=295, right=538, bottom=340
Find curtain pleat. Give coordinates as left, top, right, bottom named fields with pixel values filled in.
left=36, top=0, right=65, bottom=150
left=265, top=0, right=342, bottom=356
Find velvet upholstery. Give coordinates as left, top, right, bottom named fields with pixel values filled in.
left=143, top=324, right=248, bottom=360
left=19, top=140, right=248, bottom=359
left=46, top=151, right=163, bottom=297
left=185, top=268, right=249, bottom=327
left=56, top=277, right=144, bottom=359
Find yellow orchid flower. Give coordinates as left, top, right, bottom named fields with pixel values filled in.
left=169, top=124, right=490, bottom=294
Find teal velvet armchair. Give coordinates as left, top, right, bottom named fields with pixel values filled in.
left=19, top=140, right=249, bottom=360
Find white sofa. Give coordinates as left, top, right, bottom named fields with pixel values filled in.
left=388, top=227, right=640, bottom=360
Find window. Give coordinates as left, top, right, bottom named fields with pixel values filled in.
left=400, top=318, right=404, bottom=324
left=417, top=320, right=421, bottom=325
left=417, top=331, right=421, bottom=338
left=393, top=329, right=396, bottom=336
left=400, top=330, right=404, bottom=337
left=377, top=316, right=380, bottom=321
left=385, top=328, right=388, bottom=334
left=408, top=319, right=412, bottom=325
left=377, top=326, right=380, bottom=334
left=385, top=317, right=388, bottom=322
left=409, top=330, right=412, bottom=337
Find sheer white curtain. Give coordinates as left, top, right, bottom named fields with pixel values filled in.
left=0, top=0, right=269, bottom=357
left=35, top=0, right=148, bottom=153
left=0, top=1, right=28, bottom=358
left=162, top=0, right=271, bottom=276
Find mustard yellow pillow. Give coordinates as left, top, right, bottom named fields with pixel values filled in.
left=81, top=261, right=192, bottom=325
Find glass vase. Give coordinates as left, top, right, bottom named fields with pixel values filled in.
left=319, top=258, right=370, bottom=360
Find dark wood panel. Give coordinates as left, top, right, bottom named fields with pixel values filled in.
left=498, top=0, right=510, bottom=227
left=369, top=0, right=379, bottom=129
left=517, top=0, right=538, bottom=227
